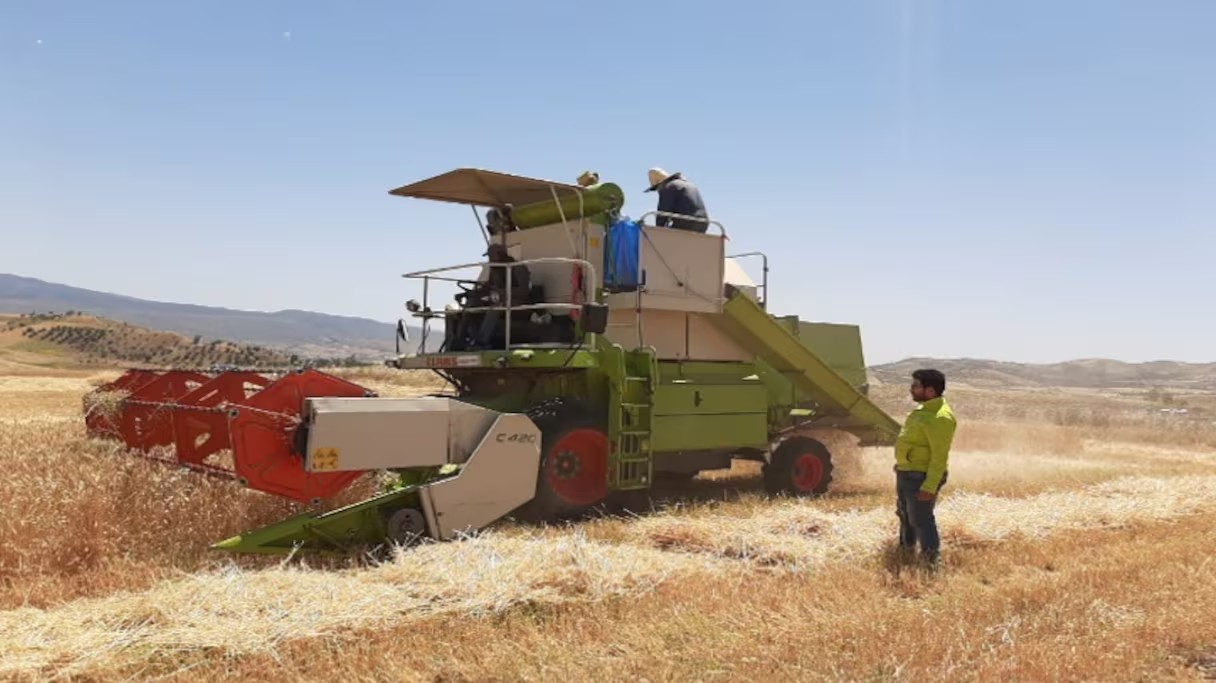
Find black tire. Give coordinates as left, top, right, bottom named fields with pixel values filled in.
left=511, top=399, right=609, bottom=524
left=762, top=436, right=834, bottom=496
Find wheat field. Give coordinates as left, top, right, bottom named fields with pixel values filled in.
left=1, top=369, right=1215, bottom=681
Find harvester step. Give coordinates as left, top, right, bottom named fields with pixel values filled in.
left=621, top=403, right=651, bottom=409
left=618, top=430, right=651, bottom=436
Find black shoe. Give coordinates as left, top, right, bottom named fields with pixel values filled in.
left=922, top=551, right=941, bottom=571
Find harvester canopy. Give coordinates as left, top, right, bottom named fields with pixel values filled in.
left=388, top=168, right=587, bottom=208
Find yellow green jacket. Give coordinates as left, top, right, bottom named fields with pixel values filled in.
left=894, top=396, right=956, bottom=493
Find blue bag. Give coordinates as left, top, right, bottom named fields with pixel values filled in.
left=603, top=217, right=640, bottom=292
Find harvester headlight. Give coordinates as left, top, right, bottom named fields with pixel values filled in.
left=405, top=299, right=421, bottom=313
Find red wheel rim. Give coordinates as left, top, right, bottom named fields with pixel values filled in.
left=545, top=428, right=608, bottom=506
left=792, top=452, right=824, bottom=492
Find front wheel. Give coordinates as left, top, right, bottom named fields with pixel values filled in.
left=511, top=400, right=609, bottom=523
left=762, top=436, right=834, bottom=496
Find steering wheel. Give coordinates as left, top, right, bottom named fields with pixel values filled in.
left=454, top=279, right=484, bottom=306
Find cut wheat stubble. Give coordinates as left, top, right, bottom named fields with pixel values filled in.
left=3, top=474, right=1216, bottom=678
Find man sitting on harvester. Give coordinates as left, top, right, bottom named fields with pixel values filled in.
left=646, top=167, right=710, bottom=232
left=452, top=243, right=532, bottom=350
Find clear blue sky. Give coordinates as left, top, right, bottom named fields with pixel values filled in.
left=3, top=1, right=1213, bottom=364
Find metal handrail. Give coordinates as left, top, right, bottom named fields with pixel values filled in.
left=402, top=257, right=598, bottom=353
left=637, top=210, right=728, bottom=238
left=403, top=256, right=598, bottom=292
left=411, top=302, right=587, bottom=316
left=726, top=251, right=769, bottom=309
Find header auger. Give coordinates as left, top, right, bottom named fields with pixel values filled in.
left=83, top=367, right=376, bottom=502
left=82, top=167, right=902, bottom=557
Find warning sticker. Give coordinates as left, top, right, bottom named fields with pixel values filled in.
left=311, top=447, right=340, bottom=471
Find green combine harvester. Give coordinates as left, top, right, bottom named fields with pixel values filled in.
left=84, top=168, right=900, bottom=556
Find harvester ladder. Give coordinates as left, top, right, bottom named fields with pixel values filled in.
left=607, top=345, right=657, bottom=490
left=605, top=287, right=645, bottom=349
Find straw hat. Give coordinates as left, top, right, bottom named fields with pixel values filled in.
left=646, top=167, right=679, bottom=192
left=577, top=170, right=599, bottom=187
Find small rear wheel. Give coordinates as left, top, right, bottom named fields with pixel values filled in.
left=762, top=436, right=834, bottom=496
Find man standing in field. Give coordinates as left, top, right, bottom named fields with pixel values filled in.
left=894, top=369, right=957, bottom=567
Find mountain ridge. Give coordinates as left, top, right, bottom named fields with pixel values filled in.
left=4, top=273, right=1213, bottom=390
left=0, top=273, right=411, bottom=360
left=870, top=356, right=1216, bottom=391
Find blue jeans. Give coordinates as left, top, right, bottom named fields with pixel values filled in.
left=895, top=470, right=947, bottom=559
left=475, top=309, right=500, bottom=346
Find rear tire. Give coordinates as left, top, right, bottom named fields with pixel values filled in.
left=511, top=399, right=609, bottom=523
left=762, top=436, right=834, bottom=496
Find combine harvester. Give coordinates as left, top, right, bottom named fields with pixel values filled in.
left=83, top=168, right=900, bottom=556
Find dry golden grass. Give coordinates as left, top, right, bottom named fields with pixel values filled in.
left=871, top=382, right=1216, bottom=451
left=329, top=365, right=448, bottom=398
left=1, top=370, right=1214, bottom=680
left=87, top=511, right=1213, bottom=683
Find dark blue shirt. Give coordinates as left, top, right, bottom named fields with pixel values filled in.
left=655, top=177, right=709, bottom=232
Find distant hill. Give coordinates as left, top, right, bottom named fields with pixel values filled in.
left=1, top=312, right=299, bottom=370
left=871, top=357, right=1216, bottom=391
left=0, top=273, right=416, bottom=361
left=6, top=274, right=1211, bottom=389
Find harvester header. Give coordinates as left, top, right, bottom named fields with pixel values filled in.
left=84, top=368, right=374, bottom=503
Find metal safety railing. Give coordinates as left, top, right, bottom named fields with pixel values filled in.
left=726, top=251, right=769, bottom=309
left=636, top=211, right=729, bottom=239
left=401, top=256, right=598, bottom=354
